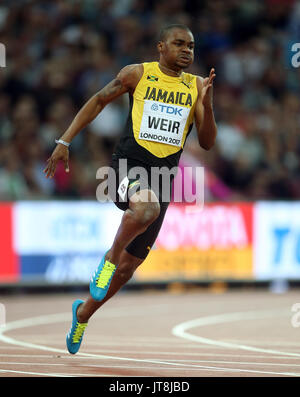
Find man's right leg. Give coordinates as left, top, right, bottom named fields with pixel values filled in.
left=105, top=189, right=160, bottom=266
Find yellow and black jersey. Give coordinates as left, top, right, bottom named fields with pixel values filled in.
left=113, top=61, right=199, bottom=168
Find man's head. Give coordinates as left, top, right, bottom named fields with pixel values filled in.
left=157, top=24, right=194, bottom=70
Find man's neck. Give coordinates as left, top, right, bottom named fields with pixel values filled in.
left=158, top=62, right=182, bottom=77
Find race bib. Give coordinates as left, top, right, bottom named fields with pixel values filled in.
left=117, top=176, right=129, bottom=201
left=138, top=100, right=190, bottom=147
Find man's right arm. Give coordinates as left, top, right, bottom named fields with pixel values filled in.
left=60, top=63, right=143, bottom=143
left=44, top=64, right=143, bottom=178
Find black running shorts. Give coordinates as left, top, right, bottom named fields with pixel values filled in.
left=108, top=155, right=174, bottom=260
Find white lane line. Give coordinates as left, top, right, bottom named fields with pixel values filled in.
left=223, top=340, right=300, bottom=347
left=2, top=354, right=300, bottom=368
left=0, top=368, right=74, bottom=377
left=0, top=362, right=299, bottom=377
left=172, top=309, right=300, bottom=358
left=0, top=368, right=118, bottom=377
left=0, top=309, right=248, bottom=374
left=78, top=357, right=300, bottom=367
left=0, top=354, right=56, bottom=358
left=2, top=358, right=299, bottom=369
left=0, top=360, right=287, bottom=373
left=0, top=330, right=258, bottom=373
left=0, top=346, right=28, bottom=350
left=1, top=306, right=300, bottom=376
left=2, top=351, right=300, bottom=361
left=3, top=359, right=297, bottom=377
left=0, top=350, right=300, bottom=368
left=0, top=361, right=65, bottom=366
left=137, top=359, right=300, bottom=367
left=67, top=363, right=300, bottom=376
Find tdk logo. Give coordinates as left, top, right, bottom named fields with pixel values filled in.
left=151, top=103, right=183, bottom=116
left=151, top=103, right=159, bottom=111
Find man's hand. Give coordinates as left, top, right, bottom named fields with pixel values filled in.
left=43, top=144, right=69, bottom=178
left=194, top=69, right=217, bottom=150
left=202, top=68, right=216, bottom=109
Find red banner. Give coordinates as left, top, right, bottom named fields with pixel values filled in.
left=0, top=203, right=19, bottom=282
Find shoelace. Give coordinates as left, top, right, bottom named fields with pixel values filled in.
left=72, top=322, right=88, bottom=343
left=96, top=261, right=116, bottom=288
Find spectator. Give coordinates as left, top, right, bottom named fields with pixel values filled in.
left=0, top=0, right=299, bottom=201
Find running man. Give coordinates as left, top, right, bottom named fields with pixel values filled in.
left=43, top=24, right=217, bottom=354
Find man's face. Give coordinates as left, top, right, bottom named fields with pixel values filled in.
left=158, top=28, right=194, bottom=69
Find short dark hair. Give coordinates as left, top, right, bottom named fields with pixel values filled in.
left=158, top=24, right=192, bottom=42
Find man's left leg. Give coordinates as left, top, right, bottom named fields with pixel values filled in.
left=76, top=249, right=144, bottom=323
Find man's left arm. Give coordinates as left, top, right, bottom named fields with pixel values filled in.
left=194, top=69, right=217, bottom=150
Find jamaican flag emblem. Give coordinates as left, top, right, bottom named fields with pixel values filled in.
left=147, top=75, right=159, bottom=82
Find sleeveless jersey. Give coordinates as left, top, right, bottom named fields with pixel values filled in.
left=113, top=62, right=199, bottom=169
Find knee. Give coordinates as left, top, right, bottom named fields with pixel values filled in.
left=133, top=201, right=160, bottom=228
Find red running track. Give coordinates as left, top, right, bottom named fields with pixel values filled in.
left=0, top=289, right=300, bottom=377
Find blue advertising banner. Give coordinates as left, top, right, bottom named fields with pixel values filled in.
left=254, top=202, right=300, bottom=279
left=13, top=201, right=123, bottom=284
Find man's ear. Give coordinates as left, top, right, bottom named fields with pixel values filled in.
left=157, top=41, right=164, bottom=53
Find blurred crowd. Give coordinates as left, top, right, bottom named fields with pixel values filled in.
left=0, top=0, right=299, bottom=201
